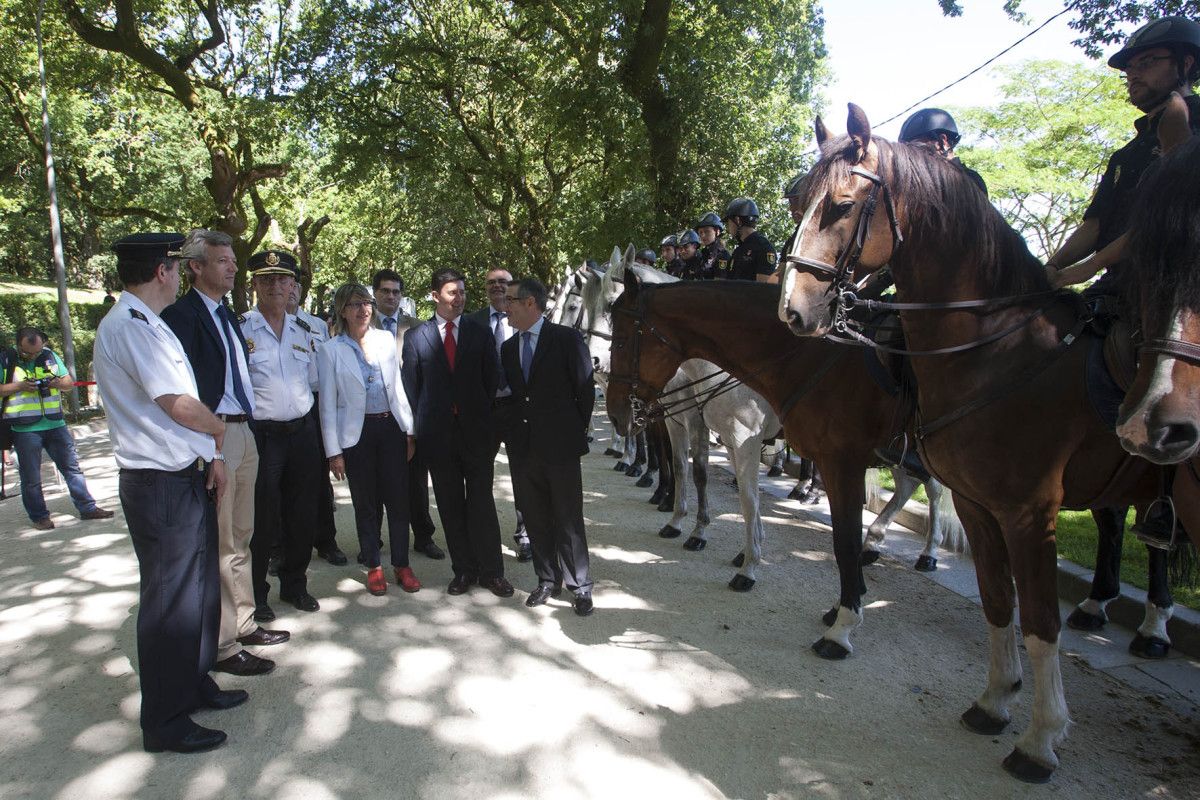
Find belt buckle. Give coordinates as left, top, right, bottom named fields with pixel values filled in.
left=195, top=457, right=205, bottom=472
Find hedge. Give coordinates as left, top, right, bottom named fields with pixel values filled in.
left=0, top=294, right=108, bottom=405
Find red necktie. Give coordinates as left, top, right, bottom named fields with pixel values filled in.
left=443, top=319, right=457, bottom=371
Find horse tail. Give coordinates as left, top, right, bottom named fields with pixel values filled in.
left=864, top=467, right=883, bottom=508
left=937, top=488, right=970, bottom=556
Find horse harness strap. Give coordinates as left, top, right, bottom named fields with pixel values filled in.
left=828, top=301, right=1057, bottom=357
left=778, top=349, right=848, bottom=420
left=916, top=315, right=1089, bottom=440
left=1140, top=336, right=1200, bottom=365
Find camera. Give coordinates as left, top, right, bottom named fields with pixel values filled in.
left=33, top=376, right=54, bottom=397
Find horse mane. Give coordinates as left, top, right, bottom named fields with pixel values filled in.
left=801, top=135, right=1049, bottom=297
left=1127, top=135, right=1200, bottom=327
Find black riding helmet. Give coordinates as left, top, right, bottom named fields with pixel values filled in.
left=660, top=233, right=679, bottom=248
left=694, top=211, right=725, bottom=233
left=898, top=108, right=961, bottom=148
left=677, top=229, right=701, bottom=248
left=722, top=197, right=760, bottom=225
left=782, top=175, right=805, bottom=198
left=636, top=248, right=657, bottom=264
left=1108, top=16, right=1200, bottom=83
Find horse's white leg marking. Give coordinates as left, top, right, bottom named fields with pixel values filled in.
left=976, top=622, right=1023, bottom=723
left=1137, top=599, right=1174, bottom=643
left=1117, top=310, right=1182, bottom=449
left=822, top=605, right=864, bottom=653
left=1014, top=635, right=1070, bottom=770
left=727, top=429, right=766, bottom=581
left=1076, top=597, right=1111, bottom=621
left=923, top=476, right=945, bottom=558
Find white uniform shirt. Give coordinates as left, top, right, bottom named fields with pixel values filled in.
left=241, top=308, right=320, bottom=422
left=94, top=292, right=216, bottom=471
left=196, top=291, right=256, bottom=417
left=296, top=308, right=329, bottom=341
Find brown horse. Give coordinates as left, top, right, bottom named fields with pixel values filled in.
left=605, top=266, right=923, bottom=658
left=777, top=104, right=1193, bottom=783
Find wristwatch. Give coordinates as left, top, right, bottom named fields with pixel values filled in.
left=212, top=452, right=226, bottom=462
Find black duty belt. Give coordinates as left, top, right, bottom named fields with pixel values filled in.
left=257, top=416, right=308, bottom=435
left=218, top=413, right=251, bottom=423
left=364, top=411, right=391, bottom=420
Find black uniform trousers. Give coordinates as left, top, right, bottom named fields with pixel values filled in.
left=251, top=414, right=321, bottom=602
left=343, top=415, right=411, bottom=568
left=309, top=397, right=340, bottom=553
left=510, top=454, right=591, bottom=593
left=429, top=419, right=503, bottom=580
left=120, top=463, right=220, bottom=740
left=490, top=400, right=526, bottom=536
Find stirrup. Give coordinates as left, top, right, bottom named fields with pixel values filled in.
left=1132, top=496, right=1179, bottom=552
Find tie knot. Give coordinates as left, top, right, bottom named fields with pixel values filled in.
left=446, top=320, right=455, bottom=331
left=522, top=331, right=531, bottom=342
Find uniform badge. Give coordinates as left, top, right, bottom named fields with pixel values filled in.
left=129, top=308, right=148, bottom=323
left=266, top=251, right=280, bottom=266
left=245, top=337, right=256, bottom=354
left=767, top=252, right=777, bottom=265
left=292, top=343, right=307, bottom=354
left=718, top=258, right=729, bottom=270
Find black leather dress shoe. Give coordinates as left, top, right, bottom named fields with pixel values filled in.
left=516, top=541, right=533, bottom=562
left=447, top=574, right=477, bottom=595
left=253, top=602, right=276, bottom=623
left=213, top=650, right=275, bottom=676
left=144, top=722, right=227, bottom=754
left=481, top=576, right=515, bottom=598
left=573, top=594, right=594, bottom=617
left=237, top=626, right=290, bottom=646
left=196, top=689, right=249, bottom=711
left=525, top=584, right=554, bottom=607
left=281, top=592, right=320, bottom=612
left=414, top=540, right=446, bottom=560
left=267, top=555, right=281, bottom=577
left=317, top=546, right=348, bottom=566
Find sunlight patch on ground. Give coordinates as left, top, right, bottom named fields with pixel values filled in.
left=545, top=737, right=726, bottom=800
left=54, top=752, right=154, bottom=800
left=64, top=533, right=127, bottom=552
left=72, top=720, right=134, bottom=755
left=790, top=549, right=833, bottom=563
left=297, top=688, right=357, bottom=751
left=0, top=597, right=71, bottom=643
left=863, top=600, right=891, bottom=610
left=385, top=647, right=456, bottom=696
left=74, top=590, right=138, bottom=629
left=181, top=763, right=229, bottom=800
left=590, top=544, right=663, bottom=564
left=30, top=577, right=93, bottom=597
left=66, top=554, right=137, bottom=589
left=293, top=642, right=364, bottom=684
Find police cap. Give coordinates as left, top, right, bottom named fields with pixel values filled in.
left=898, top=108, right=961, bottom=147
left=694, top=211, right=725, bottom=232
left=1109, top=16, right=1200, bottom=76
left=248, top=249, right=299, bottom=278
left=111, top=233, right=185, bottom=266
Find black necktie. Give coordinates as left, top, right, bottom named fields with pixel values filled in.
left=217, top=305, right=253, bottom=416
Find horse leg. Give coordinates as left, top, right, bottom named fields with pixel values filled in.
left=625, top=430, right=647, bottom=477
left=615, top=428, right=635, bottom=471
left=1066, top=507, right=1125, bottom=631
left=768, top=445, right=786, bottom=477
left=606, top=432, right=625, bottom=460
left=862, top=467, right=917, bottom=566
left=953, top=495, right=1024, bottom=739
left=1131, top=543, right=1174, bottom=659
left=690, top=415, right=713, bottom=551
left=637, top=421, right=662, bottom=489
left=812, top=458, right=868, bottom=659
left=914, top=476, right=947, bottom=572
left=650, top=421, right=673, bottom=505
left=685, top=428, right=722, bottom=553
left=728, top=433, right=766, bottom=592
left=660, top=416, right=690, bottom=539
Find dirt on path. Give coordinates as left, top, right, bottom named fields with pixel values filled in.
left=0, top=412, right=1197, bottom=799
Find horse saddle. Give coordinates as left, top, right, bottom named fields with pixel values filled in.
left=1085, top=319, right=1136, bottom=429
left=860, top=309, right=908, bottom=397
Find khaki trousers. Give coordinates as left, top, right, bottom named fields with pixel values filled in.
left=217, top=421, right=259, bottom=660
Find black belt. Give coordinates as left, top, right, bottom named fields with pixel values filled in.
left=364, top=411, right=392, bottom=420
left=218, top=413, right=251, bottom=423
left=121, top=456, right=208, bottom=477
left=257, top=416, right=308, bottom=434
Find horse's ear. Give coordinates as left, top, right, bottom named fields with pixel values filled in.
left=847, top=103, right=872, bottom=164
left=624, top=265, right=641, bottom=299
left=1160, top=91, right=1192, bottom=155
left=814, top=115, right=830, bottom=146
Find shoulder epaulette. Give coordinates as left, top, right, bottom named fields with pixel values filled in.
left=237, top=313, right=247, bottom=325
left=129, top=308, right=148, bottom=323
left=294, top=317, right=312, bottom=333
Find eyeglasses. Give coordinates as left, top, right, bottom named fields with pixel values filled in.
left=375, top=287, right=402, bottom=295
left=345, top=300, right=376, bottom=311
left=1122, top=55, right=1174, bottom=75
left=504, top=294, right=528, bottom=303
left=486, top=278, right=511, bottom=286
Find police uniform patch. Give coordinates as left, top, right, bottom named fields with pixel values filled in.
left=245, top=337, right=255, bottom=354
left=266, top=252, right=280, bottom=267
left=767, top=252, right=777, bottom=265
left=237, top=313, right=247, bottom=325
left=129, top=308, right=148, bottom=323
left=292, top=343, right=307, bottom=354
left=718, top=258, right=729, bottom=270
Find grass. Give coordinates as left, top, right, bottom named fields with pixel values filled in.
left=874, top=470, right=1200, bottom=610
left=0, top=277, right=107, bottom=304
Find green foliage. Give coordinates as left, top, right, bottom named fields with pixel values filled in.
left=954, top=60, right=1138, bottom=259
left=0, top=293, right=104, bottom=402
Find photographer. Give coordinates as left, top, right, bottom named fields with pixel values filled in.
left=0, top=326, right=113, bottom=529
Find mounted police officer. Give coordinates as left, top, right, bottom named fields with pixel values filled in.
left=898, top=108, right=988, bottom=195
left=634, top=249, right=657, bottom=267
left=694, top=211, right=730, bottom=279
left=659, top=233, right=681, bottom=275
left=675, top=229, right=704, bottom=280
left=1046, top=15, right=1200, bottom=550
left=721, top=198, right=777, bottom=282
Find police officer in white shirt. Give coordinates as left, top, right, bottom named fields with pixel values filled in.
left=95, top=233, right=241, bottom=755
left=242, top=250, right=324, bottom=625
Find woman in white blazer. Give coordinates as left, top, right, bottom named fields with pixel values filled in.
left=318, top=283, right=420, bottom=596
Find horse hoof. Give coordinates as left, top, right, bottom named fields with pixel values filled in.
left=1129, top=633, right=1171, bottom=660
left=914, top=555, right=937, bottom=572
left=683, top=536, right=707, bottom=551
left=1065, top=607, right=1107, bottom=632
left=821, top=606, right=838, bottom=627
left=604, top=448, right=621, bottom=457
left=811, top=637, right=850, bottom=660
left=728, top=574, right=756, bottom=592
left=625, top=465, right=643, bottom=478
left=959, top=703, right=1009, bottom=735
left=732, top=552, right=746, bottom=567
left=767, top=466, right=783, bottom=477
left=859, top=549, right=881, bottom=567
left=1002, top=749, right=1054, bottom=784
left=658, top=525, right=682, bottom=539
left=648, top=489, right=665, bottom=505
left=614, top=462, right=629, bottom=471
left=656, top=497, right=675, bottom=512
left=635, top=474, right=654, bottom=488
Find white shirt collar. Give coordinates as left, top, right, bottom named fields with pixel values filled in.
left=524, top=317, right=545, bottom=338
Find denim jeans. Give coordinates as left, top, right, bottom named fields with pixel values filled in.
left=13, top=425, right=98, bottom=521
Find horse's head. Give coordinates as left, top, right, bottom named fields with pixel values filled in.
left=605, top=268, right=685, bottom=434
left=779, top=104, right=901, bottom=336
left=1117, top=127, right=1200, bottom=464
left=583, top=245, right=634, bottom=374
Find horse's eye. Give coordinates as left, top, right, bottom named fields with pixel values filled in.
left=834, top=200, right=855, bottom=217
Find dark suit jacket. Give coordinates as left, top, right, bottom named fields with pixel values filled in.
left=401, top=314, right=500, bottom=463
left=161, top=288, right=251, bottom=414
left=501, top=321, right=595, bottom=464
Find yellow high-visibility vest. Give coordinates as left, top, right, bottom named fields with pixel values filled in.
left=3, top=352, right=64, bottom=423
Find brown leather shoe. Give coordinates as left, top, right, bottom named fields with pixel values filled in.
left=31, top=518, right=54, bottom=531
left=213, top=650, right=275, bottom=676
left=237, top=626, right=290, bottom=646
left=81, top=508, right=115, bottom=520
left=480, top=576, right=515, bottom=598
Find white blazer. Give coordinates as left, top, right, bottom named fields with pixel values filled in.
left=317, top=328, right=416, bottom=457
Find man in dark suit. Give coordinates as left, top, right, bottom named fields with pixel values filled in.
left=500, top=278, right=596, bottom=616
left=466, top=266, right=532, bottom=563
left=161, top=229, right=284, bottom=679
left=373, top=268, right=444, bottom=561
left=401, top=268, right=512, bottom=597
